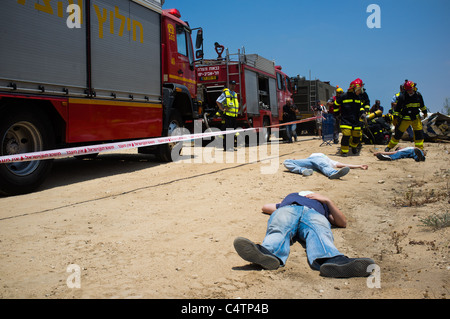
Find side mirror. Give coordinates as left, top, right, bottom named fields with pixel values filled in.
left=196, top=50, right=204, bottom=59
left=195, top=29, right=203, bottom=49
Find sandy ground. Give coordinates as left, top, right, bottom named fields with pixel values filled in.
left=0, top=135, right=449, bottom=300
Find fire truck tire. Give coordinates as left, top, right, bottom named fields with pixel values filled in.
left=156, top=109, right=183, bottom=162
left=0, top=107, right=54, bottom=196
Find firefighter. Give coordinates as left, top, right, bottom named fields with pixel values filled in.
left=390, top=80, right=413, bottom=140
left=390, top=81, right=406, bottom=125
left=363, top=113, right=392, bottom=145
left=385, top=80, right=427, bottom=151
left=334, top=79, right=366, bottom=156
left=351, top=78, right=369, bottom=152
left=216, top=80, right=240, bottom=151
left=358, top=79, right=371, bottom=114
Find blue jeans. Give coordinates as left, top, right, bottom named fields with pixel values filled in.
left=284, top=157, right=338, bottom=177
left=389, top=148, right=422, bottom=161
left=261, top=205, right=342, bottom=270
left=286, top=124, right=297, bottom=141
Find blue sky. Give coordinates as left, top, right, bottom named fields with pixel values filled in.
left=163, top=0, right=450, bottom=113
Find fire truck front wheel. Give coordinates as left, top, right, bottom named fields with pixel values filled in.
left=0, top=107, right=54, bottom=196
left=157, top=110, right=184, bottom=162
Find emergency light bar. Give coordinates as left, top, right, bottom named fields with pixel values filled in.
left=167, top=8, right=181, bottom=18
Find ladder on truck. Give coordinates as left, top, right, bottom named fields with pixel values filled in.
left=225, top=48, right=243, bottom=108
left=309, top=79, right=317, bottom=112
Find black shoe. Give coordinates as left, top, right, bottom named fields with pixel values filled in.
left=376, top=153, right=392, bottom=161
left=329, top=167, right=350, bottom=179
left=233, top=237, right=280, bottom=270
left=384, top=147, right=391, bottom=152
left=319, top=255, right=375, bottom=278
left=414, top=148, right=425, bottom=162
left=352, top=145, right=361, bottom=155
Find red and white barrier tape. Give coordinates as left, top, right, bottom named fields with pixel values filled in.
left=268, top=116, right=320, bottom=128
left=0, top=116, right=319, bottom=164
left=0, top=127, right=253, bottom=164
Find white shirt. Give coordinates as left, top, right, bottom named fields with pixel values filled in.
left=216, top=90, right=237, bottom=104
left=309, top=153, right=339, bottom=168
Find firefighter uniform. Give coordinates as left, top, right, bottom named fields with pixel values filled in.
left=386, top=84, right=427, bottom=150
left=334, top=85, right=366, bottom=155
left=390, top=92, right=401, bottom=120
left=360, top=89, right=371, bottom=114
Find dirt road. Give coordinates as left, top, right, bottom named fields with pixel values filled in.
left=0, top=137, right=448, bottom=299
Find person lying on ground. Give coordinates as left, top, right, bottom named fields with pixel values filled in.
left=374, top=146, right=426, bottom=162
left=283, top=153, right=368, bottom=179
left=233, top=191, right=376, bottom=278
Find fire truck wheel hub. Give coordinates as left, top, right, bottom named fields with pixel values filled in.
left=3, top=121, right=42, bottom=176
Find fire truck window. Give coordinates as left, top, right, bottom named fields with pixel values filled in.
left=277, top=73, right=284, bottom=90
left=258, top=77, right=270, bottom=108
left=176, top=27, right=188, bottom=57
left=286, top=77, right=292, bottom=93
left=186, top=31, right=194, bottom=65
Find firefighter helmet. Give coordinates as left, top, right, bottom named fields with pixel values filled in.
left=354, top=78, right=364, bottom=86
left=403, top=80, right=416, bottom=92
left=349, top=79, right=363, bottom=91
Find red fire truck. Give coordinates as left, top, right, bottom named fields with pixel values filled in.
left=196, top=47, right=293, bottom=143
left=0, top=1, right=202, bottom=195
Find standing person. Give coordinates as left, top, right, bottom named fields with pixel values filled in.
left=356, top=79, right=370, bottom=153
left=313, top=100, right=327, bottom=137
left=283, top=153, right=368, bottom=179
left=333, top=79, right=366, bottom=156
left=283, top=100, right=298, bottom=143
left=216, top=81, right=240, bottom=151
left=385, top=80, right=427, bottom=151
left=390, top=82, right=406, bottom=123
left=390, top=81, right=413, bottom=140
left=352, top=78, right=371, bottom=115
left=327, top=86, right=344, bottom=144
left=370, top=100, right=384, bottom=115
left=233, top=192, right=376, bottom=278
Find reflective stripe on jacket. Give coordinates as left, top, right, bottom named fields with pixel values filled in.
left=395, top=92, right=426, bottom=120
left=334, top=92, right=365, bottom=127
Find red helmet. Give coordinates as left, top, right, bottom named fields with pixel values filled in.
left=403, top=80, right=416, bottom=92
left=349, top=79, right=363, bottom=91
left=354, top=78, right=364, bottom=86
